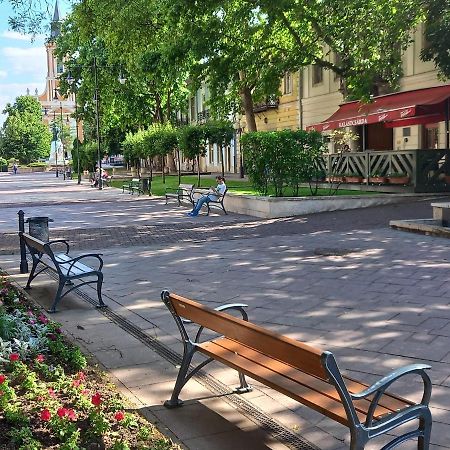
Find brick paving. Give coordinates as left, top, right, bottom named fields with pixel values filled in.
left=2, top=172, right=450, bottom=449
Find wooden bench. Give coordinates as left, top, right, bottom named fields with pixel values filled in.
left=20, top=232, right=106, bottom=313
left=161, top=291, right=432, bottom=449
left=122, top=178, right=143, bottom=195
left=165, top=183, right=195, bottom=206
left=192, top=188, right=228, bottom=215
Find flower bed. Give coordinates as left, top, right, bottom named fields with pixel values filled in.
left=0, top=274, right=178, bottom=450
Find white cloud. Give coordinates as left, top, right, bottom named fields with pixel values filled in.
left=1, top=47, right=47, bottom=76
left=1, top=31, right=45, bottom=41
left=0, top=82, right=46, bottom=126
left=0, top=70, right=7, bottom=79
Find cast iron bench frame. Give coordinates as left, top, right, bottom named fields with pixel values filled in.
left=20, top=232, right=106, bottom=313
left=122, top=178, right=143, bottom=195
left=165, top=183, right=195, bottom=206
left=161, top=291, right=432, bottom=450
left=192, top=188, right=228, bottom=215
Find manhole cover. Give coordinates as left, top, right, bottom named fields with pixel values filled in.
left=314, top=247, right=355, bottom=256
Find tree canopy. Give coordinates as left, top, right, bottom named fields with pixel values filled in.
left=0, top=96, right=52, bottom=164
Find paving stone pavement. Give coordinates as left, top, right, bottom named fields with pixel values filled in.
left=1, top=172, right=450, bottom=449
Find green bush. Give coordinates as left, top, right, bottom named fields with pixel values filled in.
left=241, top=129, right=326, bottom=196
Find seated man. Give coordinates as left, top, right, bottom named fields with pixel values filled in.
left=187, top=176, right=226, bottom=217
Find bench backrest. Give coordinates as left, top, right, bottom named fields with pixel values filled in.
left=163, top=292, right=327, bottom=380
left=179, top=183, right=194, bottom=191
left=20, top=232, right=47, bottom=254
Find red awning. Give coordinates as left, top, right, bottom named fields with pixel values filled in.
left=307, top=84, right=450, bottom=132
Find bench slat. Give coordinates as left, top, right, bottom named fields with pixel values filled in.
left=169, top=293, right=326, bottom=380
left=54, top=254, right=94, bottom=276
left=21, top=234, right=46, bottom=253
left=199, top=339, right=357, bottom=426
left=208, top=337, right=411, bottom=418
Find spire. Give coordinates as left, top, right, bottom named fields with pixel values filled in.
left=50, top=1, right=61, bottom=40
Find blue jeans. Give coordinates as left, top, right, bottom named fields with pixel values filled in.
left=191, top=195, right=213, bottom=215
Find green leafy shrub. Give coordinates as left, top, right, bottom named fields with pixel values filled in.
left=241, top=129, right=326, bottom=196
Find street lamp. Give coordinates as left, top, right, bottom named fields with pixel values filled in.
left=67, top=74, right=81, bottom=184
left=59, top=101, right=66, bottom=180
left=52, top=110, right=59, bottom=177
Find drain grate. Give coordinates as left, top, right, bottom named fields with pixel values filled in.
left=314, top=247, right=356, bottom=257
left=43, top=268, right=319, bottom=449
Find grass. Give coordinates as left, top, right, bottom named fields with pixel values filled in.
left=111, top=174, right=377, bottom=197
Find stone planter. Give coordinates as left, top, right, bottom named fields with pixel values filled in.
left=369, top=176, right=387, bottom=184
left=345, top=176, right=363, bottom=183
left=387, top=176, right=410, bottom=185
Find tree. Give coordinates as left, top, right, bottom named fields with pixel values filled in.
left=178, top=125, right=206, bottom=186
left=421, top=0, right=450, bottom=79
left=0, top=96, right=52, bottom=164
left=203, top=120, right=234, bottom=177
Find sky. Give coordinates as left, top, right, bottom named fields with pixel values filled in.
left=0, top=1, right=70, bottom=126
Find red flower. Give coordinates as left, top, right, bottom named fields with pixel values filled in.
left=36, top=354, right=45, bottom=363
left=114, top=411, right=125, bottom=421
left=9, top=353, right=19, bottom=362
left=66, top=409, right=77, bottom=421
left=91, top=392, right=102, bottom=407
left=0, top=374, right=6, bottom=384
left=57, top=407, right=67, bottom=418
left=40, top=409, right=51, bottom=421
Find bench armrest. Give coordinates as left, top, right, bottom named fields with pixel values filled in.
left=46, top=239, right=70, bottom=254
left=350, top=363, right=431, bottom=427
left=62, top=253, right=104, bottom=272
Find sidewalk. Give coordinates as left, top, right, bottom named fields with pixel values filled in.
left=1, top=173, right=450, bottom=449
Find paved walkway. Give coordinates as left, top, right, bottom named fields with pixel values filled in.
left=1, top=172, right=450, bottom=449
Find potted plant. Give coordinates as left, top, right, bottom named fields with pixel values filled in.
left=344, top=173, right=363, bottom=183
left=326, top=173, right=345, bottom=183
left=369, top=172, right=387, bottom=184
left=387, top=172, right=410, bottom=185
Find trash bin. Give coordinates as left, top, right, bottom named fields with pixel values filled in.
left=25, top=217, right=54, bottom=243
left=142, top=178, right=152, bottom=194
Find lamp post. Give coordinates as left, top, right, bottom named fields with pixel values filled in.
left=93, top=57, right=103, bottom=190
left=52, top=111, right=59, bottom=177
left=59, top=101, right=66, bottom=180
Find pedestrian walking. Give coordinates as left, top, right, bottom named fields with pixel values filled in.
left=13, top=163, right=18, bottom=175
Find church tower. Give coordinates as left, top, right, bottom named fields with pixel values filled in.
left=36, top=1, right=75, bottom=146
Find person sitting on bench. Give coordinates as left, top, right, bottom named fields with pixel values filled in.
left=187, top=176, right=226, bottom=217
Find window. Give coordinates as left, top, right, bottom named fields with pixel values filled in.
left=283, top=72, right=292, bottom=94
left=422, top=24, right=432, bottom=51
left=312, top=65, right=323, bottom=85
left=56, top=58, right=64, bottom=74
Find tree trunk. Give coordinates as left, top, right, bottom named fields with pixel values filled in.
left=239, top=75, right=257, bottom=132
left=220, top=144, right=225, bottom=177
left=177, top=148, right=181, bottom=186
left=162, top=155, right=165, bottom=184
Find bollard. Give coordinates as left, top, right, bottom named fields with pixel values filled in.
left=18, top=210, right=28, bottom=273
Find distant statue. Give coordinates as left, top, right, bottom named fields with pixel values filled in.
left=49, top=124, right=63, bottom=164
left=52, top=124, right=60, bottom=142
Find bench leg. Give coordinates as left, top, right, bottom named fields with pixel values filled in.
left=96, top=273, right=107, bottom=308
left=234, top=372, right=252, bottom=394
left=164, top=344, right=195, bottom=408
left=48, top=280, right=65, bottom=313
left=418, top=412, right=432, bottom=450
left=25, top=259, right=39, bottom=289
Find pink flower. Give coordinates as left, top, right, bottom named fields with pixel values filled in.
left=81, top=389, right=90, bottom=396
left=40, top=409, right=51, bottom=421
left=72, top=379, right=81, bottom=387
left=36, top=354, right=45, bottom=363
left=9, top=353, right=19, bottom=362
left=91, top=392, right=102, bottom=407
left=38, top=314, right=49, bottom=324
left=77, top=372, right=86, bottom=381
left=55, top=328, right=62, bottom=334
left=57, top=407, right=67, bottom=418
left=114, top=411, right=125, bottom=421
left=0, top=374, right=6, bottom=384
left=47, top=333, right=57, bottom=341
left=66, top=409, right=77, bottom=421
left=48, top=387, right=57, bottom=398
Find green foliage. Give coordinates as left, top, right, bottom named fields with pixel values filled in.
left=27, top=162, right=48, bottom=167
left=177, top=125, right=206, bottom=186
left=421, top=0, right=450, bottom=79
left=241, top=130, right=326, bottom=196
left=0, top=96, right=52, bottom=164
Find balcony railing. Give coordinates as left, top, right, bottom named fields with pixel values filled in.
left=253, top=98, right=279, bottom=113
left=321, top=149, right=450, bottom=193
